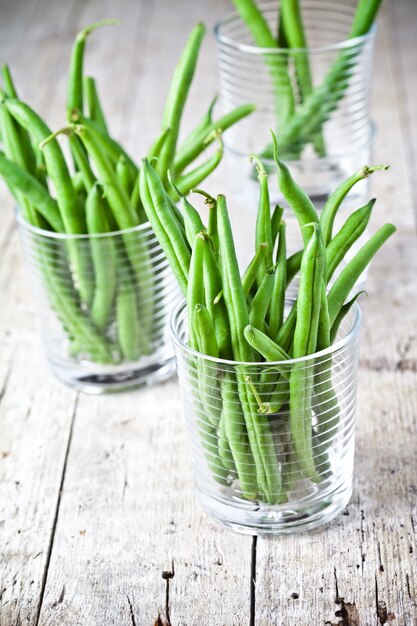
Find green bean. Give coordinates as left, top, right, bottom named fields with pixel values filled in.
left=326, top=199, right=374, bottom=281
left=157, top=23, right=205, bottom=180
left=178, top=95, right=217, bottom=156
left=268, top=221, right=286, bottom=338
left=275, top=301, right=297, bottom=352
left=283, top=198, right=375, bottom=287
left=172, top=138, right=223, bottom=198
left=75, top=124, right=137, bottom=230
left=272, top=131, right=319, bottom=244
left=328, top=224, right=396, bottom=326
left=202, top=238, right=233, bottom=359
left=1, top=64, right=18, bottom=98
left=116, top=154, right=133, bottom=196
left=69, top=134, right=96, bottom=192
left=217, top=194, right=253, bottom=362
left=0, top=101, right=39, bottom=227
left=116, top=276, right=141, bottom=361
left=173, top=104, right=255, bottom=176
left=139, top=158, right=190, bottom=294
left=244, top=325, right=290, bottom=372
left=285, top=249, right=303, bottom=287
left=330, top=290, right=366, bottom=344
left=249, top=270, right=274, bottom=331
left=86, top=185, right=116, bottom=330
left=1, top=65, right=37, bottom=175
left=252, top=155, right=273, bottom=271
left=75, top=116, right=138, bottom=180
left=293, top=224, right=324, bottom=357
left=230, top=0, right=295, bottom=140
left=240, top=373, right=283, bottom=504
left=280, top=0, right=326, bottom=157
left=130, top=173, right=147, bottom=224
left=244, top=325, right=290, bottom=414
left=242, top=243, right=267, bottom=300
left=193, top=303, right=219, bottom=358
left=320, top=165, right=388, bottom=245
left=187, top=234, right=206, bottom=349
left=290, top=224, right=324, bottom=480
left=316, top=280, right=331, bottom=352
left=147, top=126, right=171, bottom=160
left=0, top=151, right=64, bottom=232
left=271, top=204, right=284, bottom=247
left=350, top=0, right=384, bottom=37
left=217, top=404, right=237, bottom=474
left=6, top=100, right=85, bottom=232
left=168, top=173, right=203, bottom=244
left=67, top=20, right=120, bottom=120
left=262, top=0, right=384, bottom=156
left=193, top=303, right=223, bottom=427
left=196, top=190, right=219, bottom=256
left=84, top=76, right=109, bottom=135
left=221, top=372, right=257, bottom=498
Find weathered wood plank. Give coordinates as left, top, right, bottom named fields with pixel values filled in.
left=36, top=382, right=252, bottom=626
left=0, top=220, right=78, bottom=625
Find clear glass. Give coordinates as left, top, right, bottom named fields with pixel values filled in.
left=17, top=213, right=181, bottom=393
left=215, top=0, right=376, bottom=209
left=171, top=300, right=361, bottom=535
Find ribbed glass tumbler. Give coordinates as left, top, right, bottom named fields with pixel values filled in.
left=17, top=213, right=181, bottom=393
left=171, top=301, right=361, bottom=535
left=215, top=0, right=376, bottom=208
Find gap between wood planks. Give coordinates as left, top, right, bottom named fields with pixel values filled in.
left=34, top=395, right=79, bottom=626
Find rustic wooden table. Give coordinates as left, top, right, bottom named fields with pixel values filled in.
left=1, top=0, right=416, bottom=624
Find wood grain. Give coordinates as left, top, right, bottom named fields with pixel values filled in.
left=0, top=0, right=416, bottom=624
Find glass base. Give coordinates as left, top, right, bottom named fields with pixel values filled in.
left=49, top=353, right=176, bottom=394
left=197, top=484, right=352, bottom=536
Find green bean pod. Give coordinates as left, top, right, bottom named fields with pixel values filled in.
left=67, top=20, right=120, bottom=120
left=221, top=372, right=258, bottom=499
left=86, top=185, right=116, bottom=330
left=173, top=104, right=255, bottom=176
left=157, top=23, right=206, bottom=179
left=280, top=0, right=326, bottom=157
left=249, top=270, right=274, bottom=331
left=0, top=151, right=64, bottom=232
left=178, top=95, right=217, bottom=156
left=268, top=221, right=287, bottom=338
left=193, top=303, right=223, bottom=427
left=202, top=239, right=233, bottom=359
left=187, top=234, right=206, bottom=349
left=272, top=132, right=319, bottom=244
left=242, top=243, right=268, bottom=299
left=271, top=204, right=284, bottom=247
left=328, top=224, right=396, bottom=326
left=84, top=76, right=109, bottom=135
left=116, top=154, right=133, bottom=196
left=326, top=199, right=375, bottom=281
left=171, top=138, right=223, bottom=198
left=252, top=155, right=273, bottom=270
left=290, top=224, right=325, bottom=480
left=320, top=165, right=388, bottom=246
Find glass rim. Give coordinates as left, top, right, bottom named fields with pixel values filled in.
left=214, top=3, right=377, bottom=55
left=14, top=206, right=153, bottom=241
left=170, top=298, right=362, bottom=367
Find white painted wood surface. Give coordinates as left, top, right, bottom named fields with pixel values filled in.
left=0, top=0, right=416, bottom=624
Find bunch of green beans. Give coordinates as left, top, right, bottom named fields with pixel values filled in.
left=140, top=130, right=395, bottom=504
left=230, top=0, right=383, bottom=159
left=0, top=20, right=254, bottom=365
